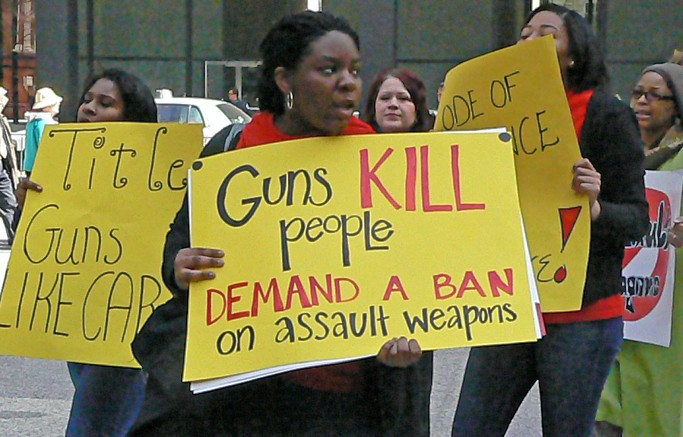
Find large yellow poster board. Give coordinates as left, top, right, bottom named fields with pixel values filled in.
left=0, top=123, right=203, bottom=367
left=435, top=36, right=589, bottom=312
left=185, top=131, right=540, bottom=382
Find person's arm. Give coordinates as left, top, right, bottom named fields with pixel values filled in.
left=584, top=97, right=649, bottom=242
left=161, top=193, right=224, bottom=299
left=11, top=177, right=42, bottom=231
left=161, top=124, right=238, bottom=299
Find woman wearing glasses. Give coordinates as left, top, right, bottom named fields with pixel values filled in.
left=596, top=63, right=683, bottom=437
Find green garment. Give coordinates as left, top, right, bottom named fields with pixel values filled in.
left=23, top=117, right=46, bottom=173
left=597, top=148, right=683, bottom=436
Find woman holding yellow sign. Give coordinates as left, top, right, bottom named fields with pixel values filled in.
left=16, top=69, right=158, bottom=436
left=452, top=4, right=648, bottom=436
left=130, top=11, right=432, bottom=436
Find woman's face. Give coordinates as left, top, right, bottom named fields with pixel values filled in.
left=374, top=76, right=416, bottom=133
left=519, top=11, right=572, bottom=85
left=284, top=30, right=362, bottom=136
left=631, top=71, right=677, bottom=135
left=77, top=78, right=126, bottom=122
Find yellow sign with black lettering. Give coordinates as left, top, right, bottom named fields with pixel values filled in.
left=184, top=131, right=540, bottom=383
left=0, top=123, right=203, bottom=367
left=435, top=36, right=589, bottom=312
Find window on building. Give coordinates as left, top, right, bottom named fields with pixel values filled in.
left=15, top=0, right=35, bottom=53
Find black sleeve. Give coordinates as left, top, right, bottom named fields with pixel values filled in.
left=585, top=94, right=649, bottom=243
left=161, top=124, right=239, bottom=299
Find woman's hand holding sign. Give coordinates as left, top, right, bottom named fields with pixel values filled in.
left=16, top=177, right=43, bottom=208
left=173, top=247, right=224, bottom=290
left=377, top=336, right=423, bottom=368
left=572, top=158, right=602, bottom=221
left=669, top=217, right=683, bottom=248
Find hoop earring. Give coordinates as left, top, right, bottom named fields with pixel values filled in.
left=286, top=92, right=294, bottom=110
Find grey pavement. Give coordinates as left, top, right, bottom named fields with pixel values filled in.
left=0, top=348, right=541, bottom=436
left=0, top=355, right=71, bottom=437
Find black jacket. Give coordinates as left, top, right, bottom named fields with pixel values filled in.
left=578, top=88, right=649, bottom=306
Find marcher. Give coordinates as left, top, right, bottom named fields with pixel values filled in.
left=15, top=68, right=158, bottom=436
left=130, top=11, right=432, bottom=436
left=451, top=4, right=649, bottom=436
left=596, top=62, right=683, bottom=437
left=227, top=86, right=254, bottom=115
left=0, top=87, right=19, bottom=243
left=23, top=86, right=62, bottom=176
left=363, top=67, right=434, bottom=132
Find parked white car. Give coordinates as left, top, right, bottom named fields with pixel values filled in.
left=156, top=97, right=252, bottom=144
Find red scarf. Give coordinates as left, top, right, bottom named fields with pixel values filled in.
left=237, top=112, right=375, bottom=149
left=565, top=89, right=594, bottom=142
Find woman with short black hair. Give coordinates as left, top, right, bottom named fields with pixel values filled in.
left=131, top=11, right=432, bottom=436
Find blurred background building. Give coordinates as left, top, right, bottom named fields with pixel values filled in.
left=1, top=0, right=36, bottom=121
left=1, top=0, right=681, bottom=122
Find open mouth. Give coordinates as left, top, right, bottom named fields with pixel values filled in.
left=333, top=100, right=356, bottom=117
left=634, top=111, right=651, bottom=121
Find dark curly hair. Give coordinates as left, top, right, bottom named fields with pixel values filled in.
left=363, top=68, right=433, bottom=132
left=76, top=68, right=157, bottom=122
left=257, top=11, right=360, bottom=115
left=523, top=3, right=608, bottom=92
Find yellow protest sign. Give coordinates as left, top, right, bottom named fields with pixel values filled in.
left=435, top=36, right=589, bottom=312
left=185, top=131, right=540, bottom=382
left=0, top=122, right=203, bottom=367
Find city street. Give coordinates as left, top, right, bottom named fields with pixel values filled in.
left=0, top=347, right=541, bottom=436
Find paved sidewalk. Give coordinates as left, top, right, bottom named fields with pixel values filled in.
left=0, top=348, right=541, bottom=436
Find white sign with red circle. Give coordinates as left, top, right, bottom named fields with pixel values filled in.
left=622, top=170, right=683, bottom=347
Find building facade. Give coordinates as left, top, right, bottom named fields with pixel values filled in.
left=29, top=0, right=683, bottom=121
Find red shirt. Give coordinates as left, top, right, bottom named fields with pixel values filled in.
left=237, top=112, right=375, bottom=392
left=544, top=89, right=624, bottom=325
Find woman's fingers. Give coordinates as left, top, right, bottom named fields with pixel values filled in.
left=15, top=178, right=43, bottom=208
left=174, top=248, right=225, bottom=290
left=377, top=337, right=423, bottom=367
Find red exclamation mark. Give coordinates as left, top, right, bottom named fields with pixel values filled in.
left=555, top=206, right=582, bottom=283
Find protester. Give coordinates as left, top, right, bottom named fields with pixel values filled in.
left=451, top=3, right=649, bottom=436
left=23, top=86, right=62, bottom=176
left=130, top=11, right=432, bottom=436
left=596, top=62, right=683, bottom=437
left=0, top=87, right=19, bottom=242
left=227, top=86, right=255, bottom=115
left=15, top=68, right=158, bottom=436
left=363, top=67, right=434, bottom=132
